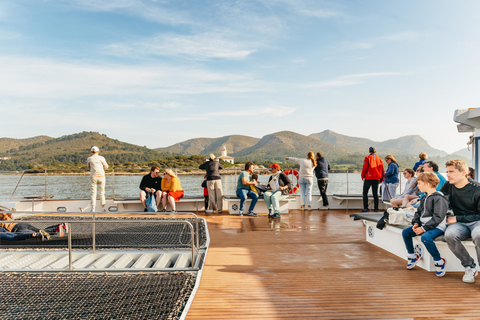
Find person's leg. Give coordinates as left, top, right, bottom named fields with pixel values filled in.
left=306, top=178, right=313, bottom=207
left=271, top=191, right=284, bottom=212
left=90, top=177, right=97, bottom=211
left=162, top=192, right=168, bottom=210
left=390, top=198, right=403, bottom=207
left=99, top=177, right=106, bottom=208
left=402, top=226, right=417, bottom=255
left=371, top=180, right=379, bottom=211
left=421, top=228, right=444, bottom=261
left=264, top=190, right=273, bottom=213
left=247, top=190, right=259, bottom=212
left=214, top=180, right=224, bottom=212
left=12, top=223, right=39, bottom=233
left=206, top=180, right=216, bottom=211
left=318, top=179, right=329, bottom=206
left=139, top=190, right=147, bottom=209
left=168, top=194, right=176, bottom=211
left=469, top=221, right=480, bottom=267
left=444, top=222, right=476, bottom=267
left=236, top=189, right=248, bottom=213
left=299, top=177, right=307, bottom=206
left=204, top=195, right=209, bottom=210
left=155, top=190, right=162, bottom=209
left=362, top=180, right=371, bottom=210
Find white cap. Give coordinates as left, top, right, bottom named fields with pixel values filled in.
left=91, top=146, right=99, bottom=153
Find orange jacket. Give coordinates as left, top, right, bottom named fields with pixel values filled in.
left=361, top=154, right=385, bottom=181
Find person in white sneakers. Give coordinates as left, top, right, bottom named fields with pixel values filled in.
left=441, top=160, right=480, bottom=283
left=401, top=172, right=447, bottom=277
left=286, top=152, right=316, bottom=211
left=86, top=146, right=109, bottom=212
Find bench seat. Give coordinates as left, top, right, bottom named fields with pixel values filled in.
left=351, top=212, right=477, bottom=272
left=223, top=195, right=292, bottom=215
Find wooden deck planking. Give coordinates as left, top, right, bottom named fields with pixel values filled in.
left=187, top=209, right=480, bottom=320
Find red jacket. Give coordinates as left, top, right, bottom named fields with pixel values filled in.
left=361, top=154, right=385, bottom=181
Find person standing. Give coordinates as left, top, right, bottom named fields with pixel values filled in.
left=361, top=147, right=385, bottom=212
left=314, top=152, right=330, bottom=209
left=382, top=154, right=399, bottom=201
left=236, top=161, right=258, bottom=216
left=286, top=152, right=316, bottom=211
left=199, top=154, right=224, bottom=213
left=86, top=146, right=108, bottom=212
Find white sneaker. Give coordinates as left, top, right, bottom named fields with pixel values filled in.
left=300, top=205, right=305, bottom=211
left=463, top=266, right=478, bottom=283
left=205, top=210, right=213, bottom=213
left=307, top=205, right=312, bottom=211
left=239, top=210, right=243, bottom=216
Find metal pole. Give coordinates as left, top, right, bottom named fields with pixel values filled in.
left=346, top=170, right=349, bottom=211
left=92, top=212, right=96, bottom=253
left=44, top=169, right=47, bottom=198
left=68, top=222, right=73, bottom=270
left=190, top=222, right=195, bottom=269
left=112, top=168, right=115, bottom=199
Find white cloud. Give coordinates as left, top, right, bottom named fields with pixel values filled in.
left=106, top=33, right=256, bottom=60
left=0, top=56, right=269, bottom=100
left=207, top=105, right=294, bottom=117
left=301, top=72, right=403, bottom=89
left=345, top=31, right=422, bottom=51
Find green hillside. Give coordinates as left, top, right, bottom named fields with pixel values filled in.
left=0, top=132, right=167, bottom=171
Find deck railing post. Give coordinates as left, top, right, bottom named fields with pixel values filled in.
left=68, top=222, right=73, bottom=270
left=92, top=212, right=96, bottom=253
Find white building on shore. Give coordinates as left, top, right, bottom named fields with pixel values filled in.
left=217, top=146, right=234, bottom=164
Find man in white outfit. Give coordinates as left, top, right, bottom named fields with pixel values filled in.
left=86, top=146, right=109, bottom=212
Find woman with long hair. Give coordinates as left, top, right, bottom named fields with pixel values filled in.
left=160, top=169, right=184, bottom=212
left=382, top=154, right=399, bottom=201
left=390, top=168, right=417, bottom=207
left=286, top=151, right=316, bottom=210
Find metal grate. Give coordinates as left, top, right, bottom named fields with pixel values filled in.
left=0, top=272, right=196, bottom=320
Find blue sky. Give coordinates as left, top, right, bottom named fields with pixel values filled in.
left=1, top=0, right=479, bottom=154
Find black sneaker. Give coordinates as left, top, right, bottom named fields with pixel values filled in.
left=144, top=208, right=147, bottom=212
left=361, top=209, right=369, bottom=212
left=247, top=211, right=257, bottom=217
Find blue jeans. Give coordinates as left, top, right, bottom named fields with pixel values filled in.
left=236, top=188, right=259, bottom=212
left=0, top=227, right=32, bottom=241
left=402, top=226, right=444, bottom=261
left=444, top=221, right=480, bottom=267
left=299, top=177, right=313, bottom=206
left=264, top=190, right=286, bottom=213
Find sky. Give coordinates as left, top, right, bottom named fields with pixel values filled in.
left=1, top=0, right=480, bottom=154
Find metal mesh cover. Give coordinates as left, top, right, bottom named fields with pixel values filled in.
left=0, top=272, right=195, bottom=320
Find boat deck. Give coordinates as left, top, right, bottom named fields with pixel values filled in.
left=187, top=209, right=480, bottom=319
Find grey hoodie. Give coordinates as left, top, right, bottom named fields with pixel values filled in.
left=412, top=191, right=448, bottom=232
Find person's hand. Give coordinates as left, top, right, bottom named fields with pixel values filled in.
left=285, top=157, right=289, bottom=160
left=447, top=216, right=457, bottom=225
left=151, top=188, right=156, bottom=193
left=414, top=227, right=424, bottom=235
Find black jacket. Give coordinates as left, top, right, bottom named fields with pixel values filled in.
left=199, top=160, right=224, bottom=180
left=267, top=172, right=292, bottom=196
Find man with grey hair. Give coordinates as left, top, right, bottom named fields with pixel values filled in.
left=441, top=159, right=480, bottom=283
left=86, top=146, right=109, bottom=212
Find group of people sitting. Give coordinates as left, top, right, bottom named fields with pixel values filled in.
left=235, top=151, right=330, bottom=218
left=139, top=166, right=184, bottom=212
left=380, top=158, right=480, bottom=285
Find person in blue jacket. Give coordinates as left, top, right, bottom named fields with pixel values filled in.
left=413, top=152, right=427, bottom=171
left=382, top=154, right=399, bottom=201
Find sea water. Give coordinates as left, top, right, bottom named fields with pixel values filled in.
left=0, top=172, right=372, bottom=202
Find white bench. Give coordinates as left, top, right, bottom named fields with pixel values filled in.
left=114, top=196, right=205, bottom=212
left=352, top=212, right=478, bottom=272
left=223, top=195, right=292, bottom=215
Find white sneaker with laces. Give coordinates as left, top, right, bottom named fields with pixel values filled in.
left=463, top=266, right=478, bottom=283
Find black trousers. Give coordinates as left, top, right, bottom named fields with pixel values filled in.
left=317, top=179, right=329, bottom=206
left=363, top=180, right=379, bottom=210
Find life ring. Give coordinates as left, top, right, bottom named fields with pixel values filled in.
left=284, top=169, right=299, bottom=194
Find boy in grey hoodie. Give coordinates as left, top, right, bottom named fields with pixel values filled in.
left=402, top=172, right=448, bottom=277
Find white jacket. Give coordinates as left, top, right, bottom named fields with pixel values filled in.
left=86, top=153, right=108, bottom=178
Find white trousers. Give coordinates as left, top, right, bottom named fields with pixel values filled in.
left=91, top=177, right=106, bottom=210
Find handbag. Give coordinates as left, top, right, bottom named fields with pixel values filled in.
left=386, top=207, right=408, bottom=225
left=146, top=192, right=157, bottom=212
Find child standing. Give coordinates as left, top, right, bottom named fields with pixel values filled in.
left=201, top=175, right=209, bottom=211
left=402, top=172, right=448, bottom=277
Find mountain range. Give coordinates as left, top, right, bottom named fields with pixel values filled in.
left=0, top=130, right=470, bottom=170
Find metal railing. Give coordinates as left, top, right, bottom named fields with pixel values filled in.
left=2, top=215, right=202, bottom=272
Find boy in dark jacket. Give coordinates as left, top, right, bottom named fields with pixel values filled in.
left=402, top=172, right=448, bottom=277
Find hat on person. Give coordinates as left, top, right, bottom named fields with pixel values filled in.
left=164, top=169, right=176, bottom=177
left=209, top=153, right=215, bottom=160
left=91, top=146, right=99, bottom=153
left=270, top=164, right=281, bottom=170
left=369, top=146, right=375, bottom=153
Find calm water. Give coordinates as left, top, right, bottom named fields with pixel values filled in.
left=0, top=171, right=404, bottom=202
